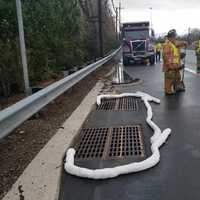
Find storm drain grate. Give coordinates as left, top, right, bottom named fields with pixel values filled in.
left=96, top=98, right=116, bottom=111
left=75, top=125, right=145, bottom=160
left=118, top=97, right=138, bottom=111
left=96, top=97, right=139, bottom=111
left=108, top=126, right=145, bottom=158
left=75, top=128, right=109, bottom=159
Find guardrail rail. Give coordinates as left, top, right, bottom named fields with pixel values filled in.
left=0, top=47, right=121, bottom=139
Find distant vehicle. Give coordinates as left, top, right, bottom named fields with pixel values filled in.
left=122, top=21, right=155, bottom=66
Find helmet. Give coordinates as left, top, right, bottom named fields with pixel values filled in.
left=167, top=29, right=177, bottom=38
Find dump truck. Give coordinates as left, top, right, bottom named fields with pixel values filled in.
left=122, top=21, right=155, bottom=66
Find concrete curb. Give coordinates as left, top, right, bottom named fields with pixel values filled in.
left=2, top=82, right=103, bottom=200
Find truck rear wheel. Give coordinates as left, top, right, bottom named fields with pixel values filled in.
left=149, top=55, right=155, bottom=65
left=123, top=57, right=130, bottom=66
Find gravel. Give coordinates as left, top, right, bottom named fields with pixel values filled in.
left=0, top=61, right=116, bottom=199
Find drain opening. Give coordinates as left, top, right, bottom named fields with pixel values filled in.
left=75, top=128, right=109, bottom=160
left=96, top=98, right=117, bottom=111
left=75, top=125, right=145, bottom=161
left=118, top=97, right=138, bottom=111
left=96, top=97, right=139, bottom=111
left=108, top=126, right=145, bottom=158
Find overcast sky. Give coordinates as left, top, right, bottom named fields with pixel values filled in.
left=112, top=0, right=200, bottom=35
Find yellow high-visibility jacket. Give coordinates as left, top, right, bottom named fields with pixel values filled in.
left=162, top=40, right=180, bottom=70
left=196, top=40, right=200, bottom=54
left=156, top=43, right=162, bottom=52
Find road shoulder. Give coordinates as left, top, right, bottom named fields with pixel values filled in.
left=2, top=82, right=103, bottom=200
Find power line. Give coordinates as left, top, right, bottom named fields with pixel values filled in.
left=118, top=2, right=123, bottom=40
left=111, top=0, right=117, bottom=14
left=115, top=7, right=118, bottom=40
left=111, top=1, right=123, bottom=40
left=98, top=0, right=103, bottom=57
left=78, top=0, right=116, bottom=56
left=78, top=0, right=90, bottom=18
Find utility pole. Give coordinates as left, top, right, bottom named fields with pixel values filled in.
left=115, top=7, right=118, bottom=40
left=149, top=7, right=153, bottom=30
left=114, top=1, right=123, bottom=41
left=98, top=0, right=103, bottom=57
left=16, top=0, right=31, bottom=96
left=188, top=27, right=191, bottom=46
left=118, top=2, right=123, bottom=40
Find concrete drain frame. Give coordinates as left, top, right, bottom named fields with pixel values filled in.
left=74, top=125, right=145, bottom=162
left=96, top=97, right=140, bottom=111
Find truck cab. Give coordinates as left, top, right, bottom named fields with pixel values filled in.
left=122, top=21, right=155, bottom=66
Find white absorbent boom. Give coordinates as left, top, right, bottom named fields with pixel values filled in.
left=64, top=91, right=171, bottom=179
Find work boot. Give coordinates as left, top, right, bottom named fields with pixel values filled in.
left=165, top=91, right=176, bottom=95
left=176, top=86, right=185, bottom=92
left=175, top=81, right=185, bottom=92
left=176, top=88, right=185, bottom=92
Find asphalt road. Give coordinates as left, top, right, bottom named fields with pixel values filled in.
left=3, top=52, right=199, bottom=200
left=59, top=54, right=200, bottom=200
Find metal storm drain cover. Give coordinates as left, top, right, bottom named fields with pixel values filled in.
left=75, top=128, right=109, bottom=159
left=96, top=97, right=139, bottom=111
left=108, top=126, right=145, bottom=158
left=118, top=97, right=139, bottom=111
left=96, top=98, right=116, bottom=111
left=75, top=125, right=145, bottom=161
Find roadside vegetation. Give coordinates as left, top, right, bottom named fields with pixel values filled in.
left=0, top=0, right=118, bottom=97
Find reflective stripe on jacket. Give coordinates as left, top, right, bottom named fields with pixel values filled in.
left=196, top=40, right=200, bottom=54
left=171, top=43, right=179, bottom=64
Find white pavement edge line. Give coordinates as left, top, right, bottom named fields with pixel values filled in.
left=64, top=92, right=171, bottom=179
left=185, top=67, right=198, bottom=75
left=2, top=82, right=103, bottom=200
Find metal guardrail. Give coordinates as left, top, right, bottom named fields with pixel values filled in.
left=0, top=47, right=121, bottom=139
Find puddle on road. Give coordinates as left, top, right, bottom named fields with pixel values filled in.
left=112, top=60, right=141, bottom=85
left=112, top=62, right=125, bottom=84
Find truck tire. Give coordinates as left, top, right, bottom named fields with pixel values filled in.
left=149, top=55, right=155, bottom=65
left=123, top=57, right=130, bottom=66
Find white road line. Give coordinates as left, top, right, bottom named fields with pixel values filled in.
left=185, top=67, right=198, bottom=75
left=2, top=82, right=103, bottom=200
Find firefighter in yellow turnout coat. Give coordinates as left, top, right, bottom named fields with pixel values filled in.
left=155, top=43, right=162, bottom=62
left=195, top=38, right=200, bottom=73
left=162, top=29, right=187, bottom=95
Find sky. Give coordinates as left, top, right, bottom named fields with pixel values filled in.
left=112, top=0, right=200, bottom=35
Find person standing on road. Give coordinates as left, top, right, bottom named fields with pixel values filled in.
left=155, top=42, right=162, bottom=62
left=195, top=38, right=200, bottom=73
left=162, top=29, right=187, bottom=95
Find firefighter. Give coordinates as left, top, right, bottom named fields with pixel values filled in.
left=195, top=37, right=200, bottom=73
left=162, top=29, right=187, bottom=95
left=155, top=42, right=162, bottom=62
